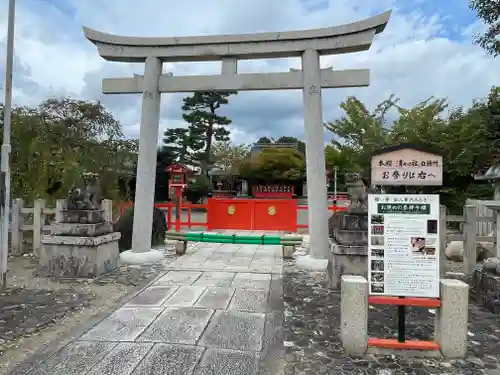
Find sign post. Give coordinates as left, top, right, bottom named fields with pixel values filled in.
left=368, top=144, right=443, bottom=344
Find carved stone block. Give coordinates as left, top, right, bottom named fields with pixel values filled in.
left=51, top=222, right=113, bottom=237
left=326, top=242, right=368, bottom=290
left=39, top=232, right=121, bottom=278
left=60, top=209, right=105, bottom=224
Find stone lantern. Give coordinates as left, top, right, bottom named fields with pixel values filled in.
left=474, top=163, right=500, bottom=200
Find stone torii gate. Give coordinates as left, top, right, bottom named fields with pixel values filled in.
left=83, top=10, right=391, bottom=261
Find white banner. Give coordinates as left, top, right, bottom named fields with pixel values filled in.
left=368, top=194, right=440, bottom=298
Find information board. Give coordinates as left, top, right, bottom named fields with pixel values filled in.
left=368, top=194, right=440, bottom=298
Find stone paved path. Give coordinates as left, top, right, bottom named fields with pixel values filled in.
left=17, top=239, right=285, bottom=375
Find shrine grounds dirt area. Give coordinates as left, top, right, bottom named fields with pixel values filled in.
left=0, top=249, right=177, bottom=374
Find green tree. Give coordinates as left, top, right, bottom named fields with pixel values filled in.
left=161, top=127, right=203, bottom=164
left=275, top=136, right=306, bottom=155
left=324, top=90, right=500, bottom=211
left=211, top=140, right=250, bottom=171
left=469, top=0, right=500, bottom=56
left=0, top=98, right=136, bottom=202
left=324, top=95, right=395, bottom=178
left=181, top=92, right=237, bottom=171
left=239, top=148, right=305, bottom=182
left=256, top=136, right=272, bottom=144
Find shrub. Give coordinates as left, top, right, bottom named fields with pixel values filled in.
left=114, top=206, right=167, bottom=252
left=183, top=175, right=211, bottom=203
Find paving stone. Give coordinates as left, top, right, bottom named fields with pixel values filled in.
left=199, top=310, right=265, bottom=351
left=137, top=307, right=213, bottom=344
left=195, top=287, right=235, bottom=309
left=81, top=308, right=162, bottom=341
left=30, top=341, right=116, bottom=375
left=192, top=348, right=260, bottom=375
left=267, top=274, right=284, bottom=312
left=154, top=271, right=202, bottom=286
left=87, top=343, right=152, bottom=375
left=124, top=286, right=178, bottom=307
left=224, top=266, right=252, bottom=273
left=192, top=271, right=236, bottom=287
left=229, top=289, right=268, bottom=313
left=163, top=286, right=206, bottom=307
left=130, top=344, right=204, bottom=375
left=231, top=273, right=271, bottom=290
left=227, top=258, right=251, bottom=266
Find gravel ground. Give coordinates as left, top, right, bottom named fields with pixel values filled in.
left=282, top=246, right=500, bottom=375
left=0, top=247, right=177, bottom=373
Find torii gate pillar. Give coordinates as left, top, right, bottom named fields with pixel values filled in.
left=301, top=49, right=330, bottom=258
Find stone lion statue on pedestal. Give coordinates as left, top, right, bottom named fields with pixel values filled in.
left=345, top=172, right=368, bottom=212
left=67, top=172, right=102, bottom=210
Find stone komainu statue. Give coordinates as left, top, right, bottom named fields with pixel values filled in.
left=67, top=172, right=102, bottom=210
left=345, top=172, right=369, bottom=211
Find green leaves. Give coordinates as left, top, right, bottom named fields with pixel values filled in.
left=324, top=88, right=500, bottom=211
left=181, top=91, right=237, bottom=170
left=469, top=0, right=500, bottom=56
left=211, top=140, right=250, bottom=171
left=239, top=148, right=305, bottom=182
left=0, top=98, right=136, bottom=202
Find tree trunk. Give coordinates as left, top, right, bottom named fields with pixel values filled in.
left=203, top=108, right=216, bottom=172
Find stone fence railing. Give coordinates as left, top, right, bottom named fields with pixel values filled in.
left=9, top=198, right=113, bottom=256
left=444, top=204, right=497, bottom=275
left=6, top=199, right=498, bottom=271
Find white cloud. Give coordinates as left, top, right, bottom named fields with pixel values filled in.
left=0, top=0, right=499, bottom=145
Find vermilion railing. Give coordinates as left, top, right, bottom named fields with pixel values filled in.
left=118, top=200, right=348, bottom=232
left=118, top=201, right=208, bottom=231
left=296, top=204, right=348, bottom=229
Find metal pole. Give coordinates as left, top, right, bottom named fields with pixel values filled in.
left=334, top=166, right=338, bottom=203
left=1, top=0, right=16, bottom=288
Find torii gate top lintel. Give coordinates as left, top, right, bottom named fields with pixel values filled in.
left=82, top=10, right=391, bottom=63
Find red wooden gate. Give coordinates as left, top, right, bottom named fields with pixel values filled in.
left=207, top=198, right=298, bottom=232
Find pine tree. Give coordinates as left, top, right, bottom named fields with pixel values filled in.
left=162, top=127, right=203, bottom=165
left=181, top=91, right=236, bottom=171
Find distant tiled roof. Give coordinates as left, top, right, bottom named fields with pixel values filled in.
left=250, top=142, right=298, bottom=158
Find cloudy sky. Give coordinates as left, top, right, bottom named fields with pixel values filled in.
left=0, top=0, right=498, bottom=145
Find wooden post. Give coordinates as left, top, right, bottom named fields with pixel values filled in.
left=11, top=198, right=23, bottom=255
left=55, top=199, right=65, bottom=223
left=463, top=204, right=477, bottom=275
left=101, top=199, right=113, bottom=223
left=439, top=205, right=447, bottom=277
left=33, top=199, right=45, bottom=257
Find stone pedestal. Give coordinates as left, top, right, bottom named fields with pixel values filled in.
left=435, top=279, right=469, bottom=358
left=39, top=206, right=120, bottom=278
left=327, top=212, right=368, bottom=289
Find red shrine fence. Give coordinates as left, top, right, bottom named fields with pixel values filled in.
left=119, top=198, right=348, bottom=232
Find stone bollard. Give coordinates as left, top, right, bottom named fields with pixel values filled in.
left=435, top=279, right=469, bottom=359
left=340, top=275, right=368, bottom=355
left=175, top=240, right=187, bottom=255
left=282, top=245, right=294, bottom=259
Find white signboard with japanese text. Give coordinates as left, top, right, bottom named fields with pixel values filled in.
left=368, top=194, right=440, bottom=298
left=371, top=148, right=443, bottom=186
